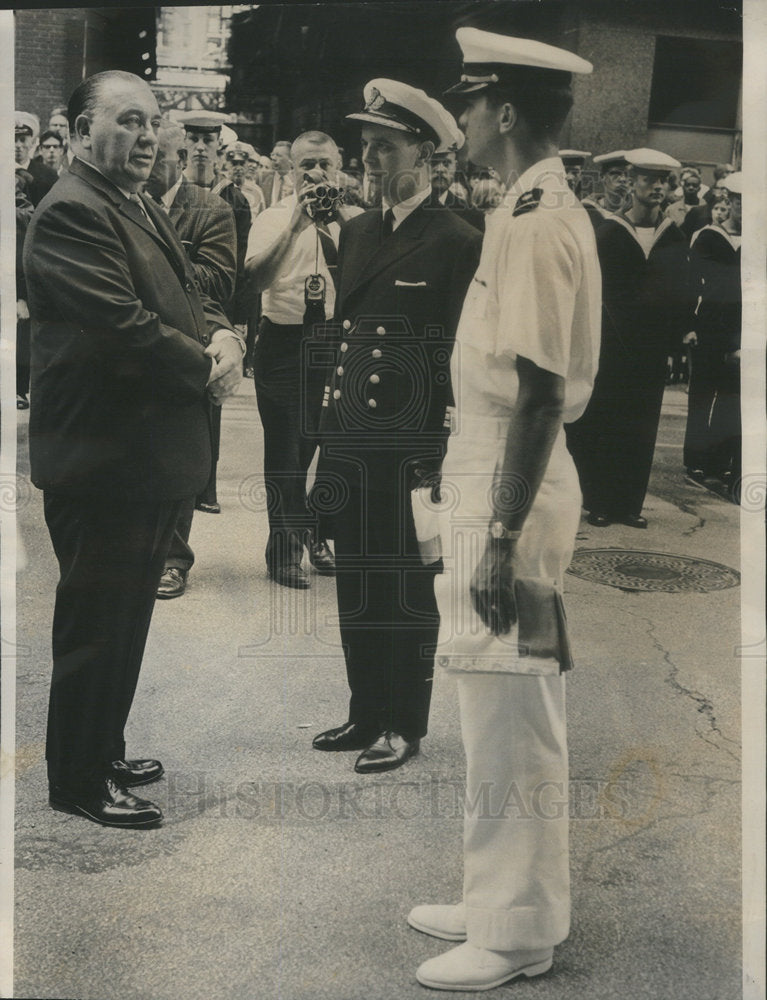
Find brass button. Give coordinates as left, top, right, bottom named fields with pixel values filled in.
left=376, top=326, right=386, bottom=336
left=343, top=320, right=351, bottom=330
left=372, top=348, right=382, bottom=359
left=368, top=398, right=377, bottom=408
left=337, top=366, right=344, bottom=376
left=369, top=374, right=380, bottom=384
left=333, top=389, right=341, bottom=400
left=340, top=342, right=348, bottom=352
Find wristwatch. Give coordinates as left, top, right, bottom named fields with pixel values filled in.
left=488, top=521, right=522, bottom=541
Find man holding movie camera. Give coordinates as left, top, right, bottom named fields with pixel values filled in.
left=244, top=131, right=361, bottom=589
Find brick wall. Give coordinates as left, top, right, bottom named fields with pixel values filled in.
left=14, top=8, right=87, bottom=125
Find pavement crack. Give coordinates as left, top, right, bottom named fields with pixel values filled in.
left=619, top=607, right=741, bottom=762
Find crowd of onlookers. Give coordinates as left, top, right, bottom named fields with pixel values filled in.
left=16, top=103, right=742, bottom=527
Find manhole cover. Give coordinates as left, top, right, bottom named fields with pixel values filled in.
left=567, top=549, right=740, bottom=593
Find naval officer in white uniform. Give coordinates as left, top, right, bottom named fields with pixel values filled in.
left=407, top=28, right=601, bottom=991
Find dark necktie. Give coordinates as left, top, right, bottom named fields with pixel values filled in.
left=381, top=207, right=394, bottom=240
left=316, top=223, right=338, bottom=291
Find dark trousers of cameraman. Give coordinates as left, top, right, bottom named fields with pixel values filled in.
left=253, top=317, right=326, bottom=573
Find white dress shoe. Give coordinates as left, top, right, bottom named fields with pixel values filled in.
left=407, top=903, right=467, bottom=941
left=416, top=942, right=553, bottom=991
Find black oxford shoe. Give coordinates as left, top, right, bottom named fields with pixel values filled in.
left=620, top=514, right=648, bottom=529
left=157, top=567, right=187, bottom=599
left=307, top=538, right=336, bottom=575
left=269, top=564, right=310, bottom=589
left=312, top=722, right=379, bottom=751
left=109, top=758, right=164, bottom=787
left=49, top=777, right=163, bottom=828
left=195, top=500, right=221, bottom=514
left=355, top=732, right=420, bottom=774
left=586, top=512, right=611, bottom=527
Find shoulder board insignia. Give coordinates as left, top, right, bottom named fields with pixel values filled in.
left=513, top=187, right=543, bottom=218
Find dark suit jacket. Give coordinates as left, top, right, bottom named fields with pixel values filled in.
left=428, top=188, right=485, bottom=232
left=169, top=178, right=237, bottom=313
left=24, top=157, right=234, bottom=501
left=17, top=158, right=58, bottom=207
left=212, top=179, right=252, bottom=322
left=320, top=200, right=482, bottom=499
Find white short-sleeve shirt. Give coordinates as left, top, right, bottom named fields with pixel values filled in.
left=455, top=156, right=602, bottom=424
left=245, top=195, right=341, bottom=325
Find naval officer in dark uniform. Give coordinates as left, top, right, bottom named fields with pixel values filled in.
left=312, top=80, right=481, bottom=773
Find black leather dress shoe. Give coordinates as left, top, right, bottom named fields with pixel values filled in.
left=195, top=500, right=221, bottom=514
left=307, top=538, right=335, bottom=575
left=312, top=722, right=378, bottom=751
left=157, top=567, right=187, bottom=599
left=587, top=512, right=611, bottom=527
left=620, top=514, right=648, bottom=529
left=269, top=564, right=310, bottom=589
left=49, top=777, right=162, bottom=828
left=355, top=732, right=420, bottom=774
left=109, top=758, right=164, bottom=787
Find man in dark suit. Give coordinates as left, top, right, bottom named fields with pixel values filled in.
left=429, top=144, right=485, bottom=231
left=15, top=112, right=58, bottom=206
left=24, top=71, right=244, bottom=828
left=312, top=80, right=482, bottom=773
left=180, top=113, right=253, bottom=513
left=144, top=120, right=238, bottom=600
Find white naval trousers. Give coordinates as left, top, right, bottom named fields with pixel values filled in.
left=457, top=671, right=570, bottom=950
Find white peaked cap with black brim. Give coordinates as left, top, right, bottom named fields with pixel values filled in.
left=446, top=26, right=593, bottom=95
left=346, top=79, right=464, bottom=153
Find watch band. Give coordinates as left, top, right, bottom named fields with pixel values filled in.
left=488, top=521, right=522, bottom=541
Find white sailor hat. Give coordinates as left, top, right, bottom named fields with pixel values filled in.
left=179, top=110, right=230, bottom=133
left=560, top=149, right=591, bottom=166
left=347, top=79, right=464, bottom=152
left=593, top=150, right=628, bottom=169
left=15, top=111, right=40, bottom=137
left=446, top=26, right=593, bottom=95
left=624, top=148, right=681, bottom=172
left=721, top=171, right=743, bottom=195
left=218, top=124, right=238, bottom=150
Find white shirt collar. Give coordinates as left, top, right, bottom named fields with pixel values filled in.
left=384, top=185, right=432, bottom=231
left=503, top=156, right=569, bottom=206
left=161, top=174, right=184, bottom=210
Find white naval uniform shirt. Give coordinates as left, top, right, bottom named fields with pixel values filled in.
left=435, top=157, right=602, bottom=674
left=458, top=156, right=602, bottom=425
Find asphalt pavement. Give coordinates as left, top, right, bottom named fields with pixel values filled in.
left=11, top=380, right=742, bottom=1000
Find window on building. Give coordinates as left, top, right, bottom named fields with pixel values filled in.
left=648, top=36, right=741, bottom=130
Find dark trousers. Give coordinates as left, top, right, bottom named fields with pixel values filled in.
left=332, top=482, right=438, bottom=740
left=684, top=344, right=740, bottom=478
left=164, top=497, right=196, bottom=573
left=197, top=403, right=220, bottom=506
left=253, top=318, right=325, bottom=571
left=43, top=493, right=180, bottom=793
left=16, top=317, right=30, bottom=397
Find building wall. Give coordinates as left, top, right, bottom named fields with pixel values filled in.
left=571, top=6, right=742, bottom=182
left=14, top=9, right=87, bottom=125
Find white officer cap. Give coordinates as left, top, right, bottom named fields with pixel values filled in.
left=593, top=150, right=627, bottom=169
left=721, top=171, right=743, bottom=195
left=624, top=148, right=681, bottom=172
left=560, top=149, right=591, bottom=165
left=446, top=26, right=593, bottom=94
left=15, top=111, right=40, bottom=137
left=347, top=79, right=464, bottom=152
